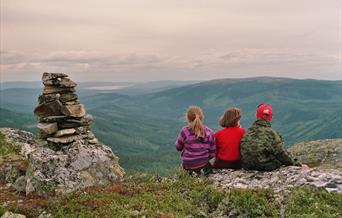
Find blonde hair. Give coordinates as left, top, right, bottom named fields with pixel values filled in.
left=186, top=106, right=205, bottom=138
left=219, top=107, right=241, bottom=127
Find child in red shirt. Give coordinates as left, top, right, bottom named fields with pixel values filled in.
left=214, top=107, right=245, bottom=169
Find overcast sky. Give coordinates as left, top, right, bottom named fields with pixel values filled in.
left=0, top=0, right=341, bottom=82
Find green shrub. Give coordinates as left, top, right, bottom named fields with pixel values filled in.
left=285, top=186, right=342, bottom=218
left=0, top=205, right=6, bottom=216
left=1, top=172, right=341, bottom=218
left=217, top=189, right=278, bottom=217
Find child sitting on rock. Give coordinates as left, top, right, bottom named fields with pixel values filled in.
left=175, top=106, right=216, bottom=175
left=240, top=104, right=302, bottom=171
left=214, top=107, right=245, bottom=169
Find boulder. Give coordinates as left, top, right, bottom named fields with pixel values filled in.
left=25, top=141, right=124, bottom=195
left=61, top=104, right=86, bottom=118
left=34, top=100, right=63, bottom=118
left=1, top=212, right=26, bottom=218
left=37, top=122, right=58, bottom=135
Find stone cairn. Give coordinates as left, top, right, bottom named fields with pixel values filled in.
left=34, top=72, right=97, bottom=149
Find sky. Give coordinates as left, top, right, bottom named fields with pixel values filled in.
left=0, top=0, right=341, bottom=82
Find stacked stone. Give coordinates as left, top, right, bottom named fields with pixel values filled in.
left=34, top=72, right=98, bottom=149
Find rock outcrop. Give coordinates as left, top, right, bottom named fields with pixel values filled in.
left=289, top=139, right=342, bottom=169
left=210, top=166, right=342, bottom=194
left=0, top=73, right=124, bottom=195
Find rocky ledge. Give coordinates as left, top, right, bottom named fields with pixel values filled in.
left=210, top=166, right=342, bottom=194
left=0, top=73, right=124, bottom=196
left=0, top=127, right=124, bottom=195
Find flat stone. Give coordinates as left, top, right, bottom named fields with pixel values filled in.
left=54, top=128, right=76, bottom=137
left=34, top=100, right=63, bottom=118
left=43, top=77, right=77, bottom=88
left=43, top=85, right=75, bottom=95
left=59, top=93, right=78, bottom=103
left=58, top=120, right=84, bottom=128
left=42, top=72, right=68, bottom=82
left=38, top=94, right=60, bottom=104
left=59, top=77, right=77, bottom=88
left=61, top=104, right=86, bottom=118
left=87, top=131, right=95, bottom=139
left=84, top=113, right=93, bottom=122
left=75, top=127, right=90, bottom=135
left=39, top=115, right=68, bottom=123
left=64, top=100, right=80, bottom=105
left=88, top=138, right=98, bottom=144
left=47, top=135, right=82, bottom=144
left=36, top=122, right=58, bottom=134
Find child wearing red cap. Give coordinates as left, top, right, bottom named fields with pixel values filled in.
left=240, top=104, right=303, bottom=171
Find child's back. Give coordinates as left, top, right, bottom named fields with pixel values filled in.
left=215, top=126, right=245, bottom=161
left=214, top=107, right=244, bottom=169
left=175, top=106, right=216, bottom=175
left=176, top=126, right=215, bottom=169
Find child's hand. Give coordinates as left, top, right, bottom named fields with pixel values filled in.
left=301, top=164, right=310, bottom=169
left=209, top=157, right=216, bottom=166
left=301, top=164, right=310, bottom=173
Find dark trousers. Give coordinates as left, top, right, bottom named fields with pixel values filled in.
left=185, top=163, right=212, bottom=176
left=213, top=159, right=241, bottom=169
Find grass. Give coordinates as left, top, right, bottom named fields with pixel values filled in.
left=1, top=170, right=341, bottom=218
left=285, top=187, right=342, bottom=218
left=0, top=205, right=6, bottom=216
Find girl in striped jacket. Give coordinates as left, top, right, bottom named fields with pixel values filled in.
left=175, top=106, right=216, bottom=175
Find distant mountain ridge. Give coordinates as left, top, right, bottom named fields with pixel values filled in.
left=1, top=77, right=341, bottom=174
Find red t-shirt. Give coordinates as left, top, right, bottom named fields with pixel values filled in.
left=215, top=126, right=245, bottom=161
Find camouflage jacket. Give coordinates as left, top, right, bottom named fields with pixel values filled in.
left=240, top=119, right=300, bottom=171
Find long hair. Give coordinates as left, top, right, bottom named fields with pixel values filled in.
left=219, top=107, right=241, bottom=127
left=186, top=105, right=205, bottom=138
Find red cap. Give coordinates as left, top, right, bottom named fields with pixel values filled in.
left=256, top=104, right=273, bottom=121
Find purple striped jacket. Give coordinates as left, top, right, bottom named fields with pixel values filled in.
left=175, top=125, right=216, bottom=169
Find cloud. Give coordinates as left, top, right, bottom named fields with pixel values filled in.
left=1, top=48, right=340, bottom=82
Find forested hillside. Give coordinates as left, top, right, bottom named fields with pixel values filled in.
left=1, top=77, right=341, bottom=174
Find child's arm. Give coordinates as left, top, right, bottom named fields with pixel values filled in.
left=270, top=129, right=299, bottom=166
left=208, top=132, right=216, bottom=159
left=175, top=129, right=186, bottom=151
